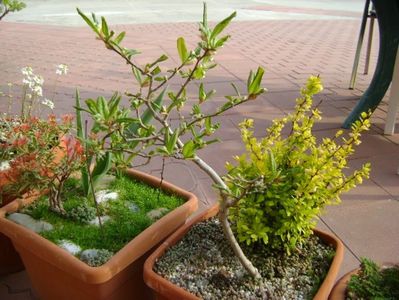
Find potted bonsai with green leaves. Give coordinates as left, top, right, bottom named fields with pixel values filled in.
left=73, top=4, right=371, bottom=299
left=141, top=74, right=371, bottom=299
left=69, top=3, right=369, bottom=299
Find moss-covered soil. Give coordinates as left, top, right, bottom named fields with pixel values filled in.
left=21, top=175, right=184, bottom=254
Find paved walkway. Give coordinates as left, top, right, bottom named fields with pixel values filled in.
left=1, top=2, right=399, bottom=299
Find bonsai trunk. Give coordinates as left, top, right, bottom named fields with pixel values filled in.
left=192, top=155, right=261, bottom=278
left=49, top=184, right=65, bottom=214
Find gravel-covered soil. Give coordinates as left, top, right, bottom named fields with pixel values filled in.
left=155, top=217, right=335, bottom=300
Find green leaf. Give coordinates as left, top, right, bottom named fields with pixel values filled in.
left=199, top=83, right=206, bottom=103
left=75, top=89, right=84, bottom=140
left=114, top=31, right=126, bottom=44
left=91, top=152, right=112, bottom=192
left=149, top=54, right=168, bottom=68
left=214, top=35, right=230, bottom=48
left=124, top=48, right=140, bottom=59
left=97, top=96, right=107, bottom=117
left=202, top=2, right=208, bottom=27
left=193, top=66, right=205, bottom=79
left=247, top=70, right=254, bottom=93
left=108, top=93, right=121, bottom=118
left=77, top=8, right=99, bottom=34
left=210, top=11, right=237, bottom=40
left=74, top=89, right=90, bottom=195
left=182, top=140, right=196, bottom=158
left=268, top=150, right=277, bottom=175
left=166, top=129, right=179, bottom=154
left=85, top=98, right=98, bottom=114
left=177, top=37, right=189, bottom=64
left=151, top=66, right=161, bottom=76
left=132, top=66, right=142, bottom=84
left=101, top=16, right=109, bottom=37
left=249, top=67, right=264, bottom=95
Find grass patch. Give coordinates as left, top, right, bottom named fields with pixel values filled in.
left=21, top=174, right=184, bottom=254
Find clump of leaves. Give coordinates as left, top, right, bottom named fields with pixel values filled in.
left=222, top=76, right=371, bottom=253
left=67, top=203, right=96, bottom=224
left=0, top=0, right=26, bottom=21
left=347, top=258, right=399, bottom=299
left=80, top=249, right=114, bottom=267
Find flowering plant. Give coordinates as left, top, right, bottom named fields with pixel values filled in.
left=0, top=114, right=85, bottom=212
left=0, top=65, right=84, bottom=213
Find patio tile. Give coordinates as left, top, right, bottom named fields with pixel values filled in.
left=316, top=219, right=361, bottom=278
left=322, top=199, right=399, bottom=266
left=0, top=271, right=35, bottom=300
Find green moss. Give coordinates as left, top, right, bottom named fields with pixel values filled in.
left=347, top=258, right=399, bottom=300
left=22, top=175, right=184, bottom=254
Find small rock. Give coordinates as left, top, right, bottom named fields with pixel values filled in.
left=95, top=190, right=118, bottom=204
left=80, top=249, right=114, bottom=267
left=58, top=240, right=81, bottom=255
left=89, top=215, right=111, bottom=226
left=7, top=213, right=53, bottom=233
left=146, top=207, right=169, bottom=221
left=127, top=202, right=140, bottom=213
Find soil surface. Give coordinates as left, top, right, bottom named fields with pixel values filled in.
left=155, top=217, right=334, bottom=300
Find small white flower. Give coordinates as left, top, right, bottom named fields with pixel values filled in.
left=33, top=75, right=44, bottom=85
left=0, top=161, right=11, bottom=172
left=7, top=82, right=13, bottom=87
left=26, top=93, right=32, bottom=100
left=21, top=66, right=33, bottom=76
left=41, top=98, right=54, bottom=110
left=32, top=85, right=43, bottom=97
left=56, top=64, right=68, bottom=75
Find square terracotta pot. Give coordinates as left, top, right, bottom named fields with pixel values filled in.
left=0, top=169, right=198, bottom=300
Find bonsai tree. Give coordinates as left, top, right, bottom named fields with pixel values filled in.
left=77, top=5, right=370, bottom=279
left=0, top=0, right=25, bottom=21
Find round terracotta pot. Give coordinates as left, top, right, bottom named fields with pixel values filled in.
left=328, top=268, right=360, bottom=300
left=144, top=204, right=345, bottom=300
left=0, top=169, right=198, bottom=300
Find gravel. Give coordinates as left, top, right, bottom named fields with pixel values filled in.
left=155, top=217, right=334, bottom=300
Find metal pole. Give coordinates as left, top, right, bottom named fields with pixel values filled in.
left=364, top=4, right=376, bottom=75
left=349, top=0, right=371, bottom=90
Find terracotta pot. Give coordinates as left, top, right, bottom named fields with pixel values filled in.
left=328, top=268, right=360, bottom=300
left=144, top=204, right=345, bottom=300
left=0, top=187, right=37, bottom=276
left=0, top=169, right=198, bottom=300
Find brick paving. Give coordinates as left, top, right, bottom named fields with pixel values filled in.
left=1, top=14, right=398, bottom=299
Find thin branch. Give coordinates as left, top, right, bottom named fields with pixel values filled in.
left=0, top=8, right=9, bottom=21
